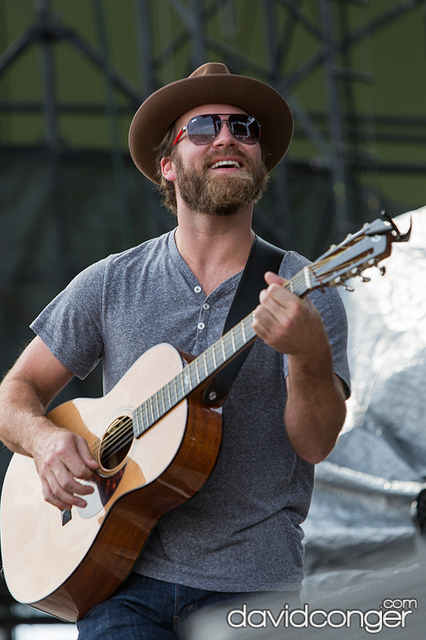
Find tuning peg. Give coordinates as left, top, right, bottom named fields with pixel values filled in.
left=361, top=276, right=371, bottom=283
left=379, top=266, right=386, bottom=276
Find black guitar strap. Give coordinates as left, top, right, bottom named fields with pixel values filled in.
left=203, top=236, right=286, bottom=405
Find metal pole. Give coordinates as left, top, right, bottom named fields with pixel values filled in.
left=37, top=0, right=60, bottom=149
left=263, top=0, right=294, bottom=248
left=319, top=0, right=350, bottom=238
left=191, top=0, right=206, bottom=68
left=135, top=0, right=156, bottom=97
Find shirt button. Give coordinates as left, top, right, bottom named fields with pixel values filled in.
left=194, top=286, right=202, bottom=293
left=202, top=303, right=210, bottom=310
left=197, top=322, right=205, bottom=330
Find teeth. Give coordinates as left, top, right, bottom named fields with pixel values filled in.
left=210, top=160, right=242, bottom=169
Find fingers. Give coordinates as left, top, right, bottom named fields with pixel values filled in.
left=263, top=271, right=285, bottom=287
left=75, top=435, right=100, bottom=471
left=252, top=273, right=298, bottom=346
left=40, top=466, right=93, bottom=511
left=252, top=271, right=323, bottom=355
left=34, top=428, right=99, bottom=511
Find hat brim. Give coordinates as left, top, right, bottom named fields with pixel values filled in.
left=129, top=73, right=293, bottom=184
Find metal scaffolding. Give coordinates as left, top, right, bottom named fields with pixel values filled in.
left=0, top=0, right=425, bottom=249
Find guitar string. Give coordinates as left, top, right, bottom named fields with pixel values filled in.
left=81, top=266, right=320, bottom=464
left=83, top=313, right=257, bottom=463
left=86, top=317, right=253, bottom=462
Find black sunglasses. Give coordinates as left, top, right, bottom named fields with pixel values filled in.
left=172, top=113, right=261, bottom=147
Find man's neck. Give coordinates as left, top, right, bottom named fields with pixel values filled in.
left=174, top=207, right=255, bottom=296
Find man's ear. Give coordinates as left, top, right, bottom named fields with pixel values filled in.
left=161, top=157, right=176, bottom=182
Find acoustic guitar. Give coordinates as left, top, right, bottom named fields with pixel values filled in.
left=0, top=213, right=410, bottom=621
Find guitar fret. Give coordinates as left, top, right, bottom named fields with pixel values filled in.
left=303, top=266, right=311, bottom=291
left=235, top=326, right=244, bottom=349
left=139, top=406, right=144, bottom=432
left=141, top=402, right=147, bottom=429
left=166, top=381, right=172, bottom=409
left=290, top=272, right=308, bottom=297
left=178, top=373, right=185, bottom=399
left=133, top=408, right=141, bottom=437
left=221, top=338, right=226, bottom=362
left=231, top=329, right=236, bottom=353
left=184, top=369, right=192, bottom=394
left=224, top=333, right=233, bottom=358
left=171, top=378, right=177, bottom=405
left=211, top=344, right=217, bottom=369
left=203, top=352, right=209, bottom=379
left=194, top=360, right=201, bottom=384
left=148, top=398, right=154, bottom=425
left=192, top=360, right=200, bottom=385
left=188, top=363, right=196, bottom=389
left=154, top=392, right=160, bottom=420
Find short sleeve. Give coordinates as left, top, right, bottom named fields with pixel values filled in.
left=30, top=259, right=107, bottom=379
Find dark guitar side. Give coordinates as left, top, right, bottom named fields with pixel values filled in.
left=42, top=396, right=222, bottom=622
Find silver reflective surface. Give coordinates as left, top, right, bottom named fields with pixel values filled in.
left=304, top=206, right=426, bottom=594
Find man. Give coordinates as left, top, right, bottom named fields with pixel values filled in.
left=0, top=63, right=350, bottom=638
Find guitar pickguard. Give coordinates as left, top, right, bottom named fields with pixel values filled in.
left=77, top=467, right=126, bottom=519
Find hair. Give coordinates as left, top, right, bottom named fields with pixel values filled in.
left=154, top=119, right=269, bottom=216
left=155, top=124, right=179, bottom=215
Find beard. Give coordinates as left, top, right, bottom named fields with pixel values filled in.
left=173, top=149, right=268, bottom=217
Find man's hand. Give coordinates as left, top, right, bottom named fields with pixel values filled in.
left=32, top=422, right=99, bottom=511
left=252, top=271, right=330, bottom=361
left=0, top=336, right=100, bottom=511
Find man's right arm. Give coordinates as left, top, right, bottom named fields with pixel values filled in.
left=0, top=336, right=98, bottom=510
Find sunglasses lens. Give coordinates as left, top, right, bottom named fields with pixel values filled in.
left=187, top=115, right=221, bottom=145
left=186, top=114, right=260, bottom=145
left=228, top=115, right=260, bottom=144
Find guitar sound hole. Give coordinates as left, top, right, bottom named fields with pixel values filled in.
left=100, top=415, right=133, bottom=472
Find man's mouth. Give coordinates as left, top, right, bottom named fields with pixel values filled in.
left=209, top=159, right=243, bottom=170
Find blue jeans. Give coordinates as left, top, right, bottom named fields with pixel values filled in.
left=77, top=573, right=300, bottom=639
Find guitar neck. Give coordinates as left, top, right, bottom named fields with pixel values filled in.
left=132, top=312, right=256, bottom=437
left=132, top=267, right=313, bottom=438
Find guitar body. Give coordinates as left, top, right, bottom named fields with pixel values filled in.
left=0, top=343, right=222, bottom=622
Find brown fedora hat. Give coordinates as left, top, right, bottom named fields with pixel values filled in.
left=129, top=62, right=293, bottom=184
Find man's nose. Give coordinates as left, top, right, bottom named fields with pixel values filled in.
left=212, top=121, right=237, bottom=147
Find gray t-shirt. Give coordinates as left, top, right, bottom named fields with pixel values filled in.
left=31, top=229, right=350, bottom=592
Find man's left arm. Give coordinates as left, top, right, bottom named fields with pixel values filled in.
left=253, top=271, right=347, bottom=464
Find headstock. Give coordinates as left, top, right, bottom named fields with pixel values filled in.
left=308, top=211, right=412, bottom=293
